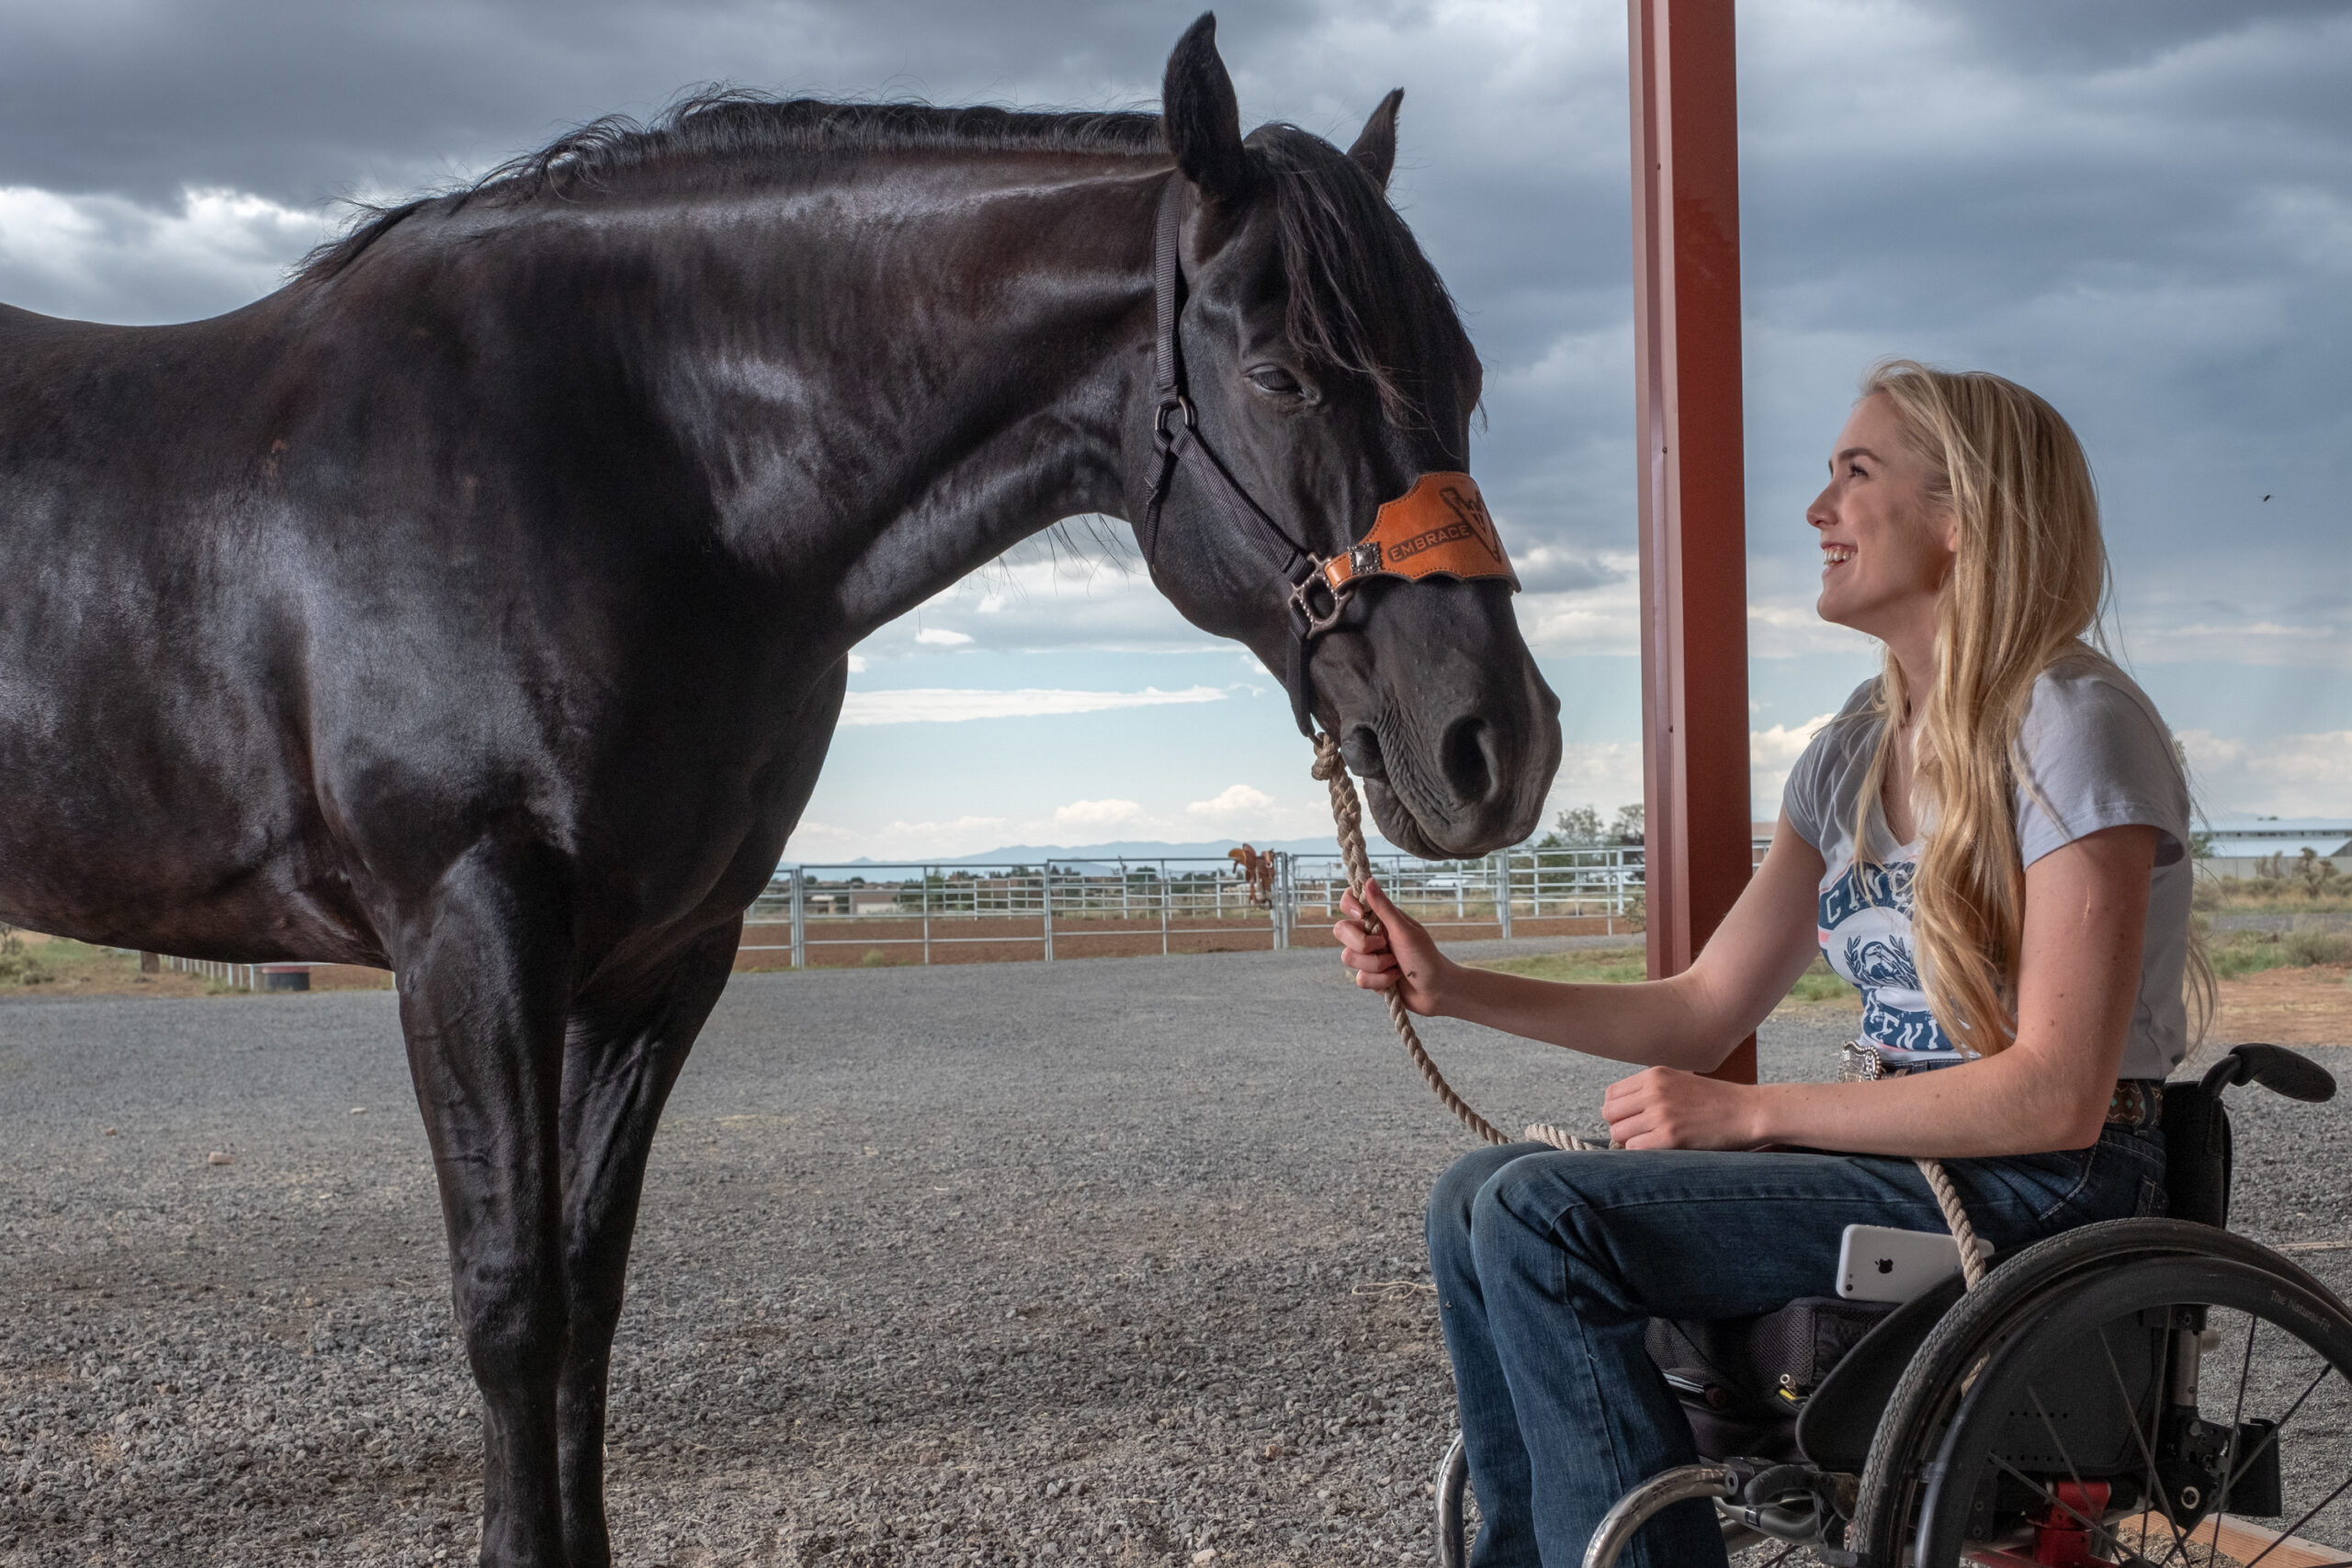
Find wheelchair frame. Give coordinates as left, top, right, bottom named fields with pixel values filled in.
left=1430, top=1044, right=2350, bottom=1568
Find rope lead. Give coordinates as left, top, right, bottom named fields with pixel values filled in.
left=1314, top=731, right=1980, bottom=1279
left=1315, top=731, right=1597, bottom=1151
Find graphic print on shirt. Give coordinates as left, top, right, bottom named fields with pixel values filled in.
left=1817, top=859, right=1953, bottom=1054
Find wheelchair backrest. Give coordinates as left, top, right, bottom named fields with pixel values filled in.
left=2160, top=1081, right=2232, bottom=1228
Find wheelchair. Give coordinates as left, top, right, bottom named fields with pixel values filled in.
left=1432, top=1043, right=2352, bottom=1568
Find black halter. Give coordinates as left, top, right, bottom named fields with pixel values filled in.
left=1138, top=175, right=1334, bottom=739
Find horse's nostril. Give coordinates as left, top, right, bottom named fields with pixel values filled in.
left=1441, top=717, right=1499, bottom=807
left=1341, top=725, right=1387, bottom=780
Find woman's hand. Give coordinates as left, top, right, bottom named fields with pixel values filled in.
left=1333, top=877, right=1454, bottom=1016
left=1601, top=1066, right=1764, bottom=1150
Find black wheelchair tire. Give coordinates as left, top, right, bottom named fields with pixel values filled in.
left=1849, top=1217, right=2352, bottom=1568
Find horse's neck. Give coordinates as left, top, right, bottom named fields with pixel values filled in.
left=639, top=160, right=1161, bottom=638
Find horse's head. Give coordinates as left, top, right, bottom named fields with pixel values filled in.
left=1128, top=15, right=1561, bottom=860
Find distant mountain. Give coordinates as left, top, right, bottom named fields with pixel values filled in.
left=802, top=834, right=1405, bottom=870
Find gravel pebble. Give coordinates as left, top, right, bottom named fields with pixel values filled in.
left=2, top=946, right=2345, bottom=1566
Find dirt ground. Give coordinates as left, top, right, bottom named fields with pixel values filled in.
left=2206, top=964, right=2352, bottom=1046
left=0, top=934, right=391, bottom=998
left=737, top=915, right=1627, bottom=971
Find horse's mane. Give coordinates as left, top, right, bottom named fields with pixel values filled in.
left=302, top=89, right=1467, bottom=426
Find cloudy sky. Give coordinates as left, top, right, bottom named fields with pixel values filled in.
left=4, top=0, right=2346, bottom=862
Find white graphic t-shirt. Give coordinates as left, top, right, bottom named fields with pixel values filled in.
left=1782, top=652, right=2194, bottom=1080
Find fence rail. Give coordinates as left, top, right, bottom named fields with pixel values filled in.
left=744, top=856, right=1294, bottom=965
left=158, top=954, right=262, bottom=991
left=752, top=847, right=1645, bottom=967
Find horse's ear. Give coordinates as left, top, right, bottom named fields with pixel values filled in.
left=1163, top=13, right=1252, bottom=203
left=1349, top=88, right=1403, bottom=191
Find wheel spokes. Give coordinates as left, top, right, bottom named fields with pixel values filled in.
left=2092, top=1325, right=2189, bottom=1565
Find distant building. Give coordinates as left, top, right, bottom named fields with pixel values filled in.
left=1739, top=817, right=2352, bottom=872
left=2199, top=818, right=2352, bottom=860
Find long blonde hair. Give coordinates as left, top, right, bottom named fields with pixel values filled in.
left=1848, top=360, right=2210, bottom=1055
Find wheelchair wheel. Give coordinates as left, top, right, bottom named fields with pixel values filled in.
left=1850, top=1218, right=2352, bottom=1568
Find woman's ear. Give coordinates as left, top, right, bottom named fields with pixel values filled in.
left=1162, top=13, right=1252, bottom=204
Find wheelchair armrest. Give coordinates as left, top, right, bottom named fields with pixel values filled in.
left=2199, top=1043, right=2336, bottom=1104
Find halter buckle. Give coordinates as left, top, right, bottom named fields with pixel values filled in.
left=1288, top=558, right=1354, bottom=637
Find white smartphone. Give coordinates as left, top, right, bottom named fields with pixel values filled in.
left=1837, top=1224, right=1993, bottom=1304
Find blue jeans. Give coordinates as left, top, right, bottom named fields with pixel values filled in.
left=1426, top=1126, right=2167, bottom=1567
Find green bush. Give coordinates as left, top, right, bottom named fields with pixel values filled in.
left=1476, top=947, right=1858, bottom=1005
left=0, top=924, right=55, bottom=987
left=1787, top=963, right=1858, bottom=1003
left=2208, top=926, right=2352, bottom=978
left=2283, top=928, right=2352, bottom=967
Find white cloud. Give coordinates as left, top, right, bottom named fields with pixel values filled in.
left=2177, top=728, right=2352, bottom=818
left=836, top=685, right=1226, bottom=726
left=1519, top=575, right=1877, bottom=663
left=1531, top=719, right=1837, bottom=840
left=784, top=814, right=1012, bottom=863
left=1537, top=740, right=1647, bottom=828
left=858, top=539, right=1217, bottom=661
left=1052, top=798, right=1149, bottom=831
left=2126, top=620, right=2352, bottom=671
left=1748, top=600, right=1880, bottom=660
left=1752, top=712, right=1837, bottom=816
left=0, top=185, right=333, bottom=324
left=1517, top=555, right=1643, bottom=657
left=844, top=653, right=868, bottom=674
left=1186, top=784, right=1279, bottom=821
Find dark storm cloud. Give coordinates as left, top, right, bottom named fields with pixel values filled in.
left=1729, top=0, right=2352, bottom=658
left=0, top=0, right=1324, bottom=206
left=1, top=0, right=2346, bottom=706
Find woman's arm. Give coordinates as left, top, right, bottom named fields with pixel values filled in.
left=1333, top=813, right=1827, bottom=1072
left=1602, top=823, right=2161, bottom=1156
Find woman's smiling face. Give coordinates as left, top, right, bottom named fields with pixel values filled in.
left=1807, top=392, right=1958, bottom=648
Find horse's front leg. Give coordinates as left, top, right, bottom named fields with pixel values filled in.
left=398, top=845, right=578, bottom=1568
left=554, top=920, right=741, bottom=1568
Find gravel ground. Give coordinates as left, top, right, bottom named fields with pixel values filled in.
left=3, top=944, right=2346, bottom=1568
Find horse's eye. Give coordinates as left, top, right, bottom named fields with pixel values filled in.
left=1247, top=365, right=1306, bottom=399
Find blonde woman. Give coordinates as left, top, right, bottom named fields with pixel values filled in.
left=1336, top=363, right=2191, bottom=1568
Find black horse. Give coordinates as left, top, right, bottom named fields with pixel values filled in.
left=0, top=17, right=1559, bottom=1565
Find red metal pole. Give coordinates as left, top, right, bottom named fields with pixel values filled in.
left=1629, top=0, right=1756, bottom=1082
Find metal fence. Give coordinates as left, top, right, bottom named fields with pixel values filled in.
left=751, top=846, right=1645, bottom=966
left=158, top=954, right=262, bottom=990
left=743, top=857, right=1291, bottom=965
left=1286, top=847, right=1645, bottom=939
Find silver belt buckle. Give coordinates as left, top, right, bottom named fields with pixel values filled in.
left=1839, top=1040, right=1888, bottom=1083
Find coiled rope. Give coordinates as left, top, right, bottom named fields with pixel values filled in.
left=1311, top=730, right=1980, bottom=1282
